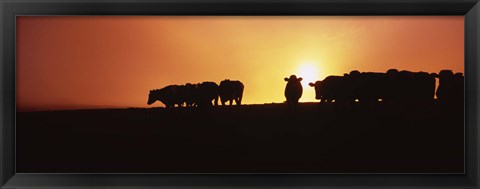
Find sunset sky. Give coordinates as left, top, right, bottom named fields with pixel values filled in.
left=16, top=16, right=464, bottom=111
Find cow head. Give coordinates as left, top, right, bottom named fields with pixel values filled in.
left=387, top=69, right=399, bottom=74
left=308, top=81, right=322, bottom=100
left=349, top=70, right=360, bottom=76
left=386, top=69, right=399, bottom=77
left=437, top=70, right=454, bottom=84
left=438, top=70, right=454, bottom=78
left=147, top=90, right=157, bottom=105
left=147, top=89, right=167, bottom=105
left=220, top=79, right=229, bottom=86
left=308, top=80, right=322, bottom=87
left=285, top=75, right=302, bottom=82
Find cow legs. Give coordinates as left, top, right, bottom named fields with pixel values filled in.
left=236, top=95, right=243, bottom=106
left=286, top=100, right=292, bottom=108
left=214, top=96, right=219, bottom=106
left=286, top=99, right=298, bottom=109
left=234, top=97, right=241, bottom=106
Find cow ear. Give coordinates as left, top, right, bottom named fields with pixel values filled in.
left=298, top=77, right=303, bottom=81
left=308, top=82, right=315, bottom=87
left=284, top=77, right=289, bottom=81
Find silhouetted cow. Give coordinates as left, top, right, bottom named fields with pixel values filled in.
left=184, top=83, right=198, bottom=107
left=308, top=75, right=353, bottom=103
left=385, top=69, right=436, bottom=107
left=346, top=71, right=387, bottom=105
left=284, top=75, right=303, bottom=108
left=147, top=85, right=184, bottom=108
left=219, top=79, right=244, bottom=106
left=175, top=85, right=188, bottom=107
left=436, top=70, right=464, bottom=107
left=196, top=81, right=219, bottom=107
left=308, top=70, right=383, bottom=105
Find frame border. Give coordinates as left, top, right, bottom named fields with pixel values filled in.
left=1, top=0, right=479, bottom=188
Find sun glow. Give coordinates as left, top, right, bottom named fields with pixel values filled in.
left=297, top=62, right=319, bottom=85
left=296, top=61, right=320, bottom=102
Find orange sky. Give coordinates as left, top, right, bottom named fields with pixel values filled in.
left=16, top=16, right=464, bottom=111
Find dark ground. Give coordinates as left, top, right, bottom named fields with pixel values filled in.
left=16, top=102, right=464, bottom=173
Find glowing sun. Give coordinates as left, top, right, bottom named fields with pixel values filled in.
left=296, top=62, right=319, bottom=84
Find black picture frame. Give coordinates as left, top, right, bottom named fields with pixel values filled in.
left=1, top=0, right=479, bottom=188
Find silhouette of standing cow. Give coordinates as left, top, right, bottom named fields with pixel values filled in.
left=196, top=81, right=220, bottom=108
left=147, top=85, right=185, bottom=108
left=219, top=79, right=244, bottom=106
left=308, top=75, right=353, bottom=104
left=284, top=75, right=303, bottom=108
left=183, top=83, right=198, bottom=107
left=436, top=70, right=464, bottom=108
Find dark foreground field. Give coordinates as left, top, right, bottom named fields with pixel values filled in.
left=17, top=102, right=464, bottom=173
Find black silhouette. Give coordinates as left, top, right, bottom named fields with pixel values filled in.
left=18, top=98, right=464, bottom=173
left=384, top=69, right=436, bottom=107
left=184, top=83, right=198, bottom=107
left=309, top=69, right=438, bottom=108
left=284, top=75, right=303, bottom=108
left=18, top=69, right=465, bottom=173
left=195, top=81, right=219, bottom=107
left=148, top=82, right=218, bottom=108
left=176, top=84, right=189, bottom=107
left=149, top=80, right=246, bottom=108
left=349, top=71, right=386, bottom=105
left=219, top=79, right=244, bottom=106
left=436, top=70, right=464, bottom=108
left=147, top=85, right=185, bottom=108
left=308, top=75, right=353, bottom=110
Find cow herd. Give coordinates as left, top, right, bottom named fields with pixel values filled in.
left=147, top=80, right=244, bottom=108
left=148, top=69, right=463, bottom=109
left=302, top=69, right=464, bottom=108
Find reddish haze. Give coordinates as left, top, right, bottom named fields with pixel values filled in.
left=16, top=16, right=464, bottom=111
